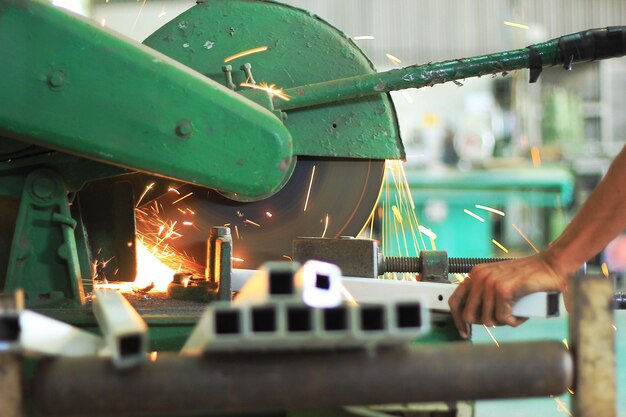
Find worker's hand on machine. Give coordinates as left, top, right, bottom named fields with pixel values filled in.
left=448, top=254, right=567, bottom=339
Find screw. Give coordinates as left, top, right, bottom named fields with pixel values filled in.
left=175, top=119, right=193, bottom=138
left=222, top=65, right=236, bottom=90
left=382, top=256, right=514, bottom=274
left=240, top=63, right=256, bottom=84
left=47, top=70, right=65, bottom=90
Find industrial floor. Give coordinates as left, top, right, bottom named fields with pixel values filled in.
left=473, top=310, right=625, bottom=417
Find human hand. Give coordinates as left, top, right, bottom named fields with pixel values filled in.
left=448, top=254, right=567, bottom=339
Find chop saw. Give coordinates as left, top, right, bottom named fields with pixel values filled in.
left=0, top=0, right=625, bottom=305
left=0, top=2, right=625, bottom=416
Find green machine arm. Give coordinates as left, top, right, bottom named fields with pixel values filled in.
left=275, top=26, right=626, bottom=111
left=0, top=0, right=294, bottom=201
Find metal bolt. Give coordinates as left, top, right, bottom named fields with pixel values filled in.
left=240, top=63, right=256, bottom=84
left=31, top=177, right=56, bottom=200
left=47, top=70, right=65, bottom=90
left=222, top=65, right=236, bottom=90
left=175, top=119, right=193, bottom=138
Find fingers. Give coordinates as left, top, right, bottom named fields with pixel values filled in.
left=494, top=282, right=525, bottom=327
left=462, top=275, right=484, bottom=324
left=481, top=276, right=496, bottom=327
left=449, top=280, right=470, bottom=339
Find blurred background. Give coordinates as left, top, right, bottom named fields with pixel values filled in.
left=49, top=1, right=626, bottom=415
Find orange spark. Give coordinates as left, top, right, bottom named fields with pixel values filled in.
left=531, top=146, right=541, bottom=167
left=130, top=0, right=147, bottom=35
left=322, top=214, right=329, bottom=238
left=567, top=387, right=574, bottom=395
left=552, top=396, right=573, bottom=416
left=562, top=338, right=569, bottom=350
left=127, top=241, right=133, bottom=247
left=601, top=262, right=609, bottom=278
left=244, top=219, right=261, bottom=227
left=172, top=192, right=193, bottom=205
left=303, top=165, right=316, bottom=211
left=391, top=205, right=403, bottom=224
left=464, top=209, right=485, bottom=223
left=231, top=257, right=244, bottom=263
left=475, top=204, right=505, bottom=216
left=504, top=21, right=529, bottom=30
left=492, top=239, right=509, bottom=254
left=187, top=208, right=195, bottom=215
left=511, top=223, right=539, bottom=253
left=386, top=53, right=402, bottom=66
left=282, top=255, right=293, bottom=261
left=177, top=208, right=187, bottom=214
left=168, top=187, right=180, bottom=195
left=339, top=284, right=358, bottom=306
left=240, top=82, right=290, bottom=101
left=136, top=182, right=155, bottom=207
left=418, top=225, right=437, bottom=239
left=150, top=351, right=158, bottom=362
left=483, top=324, right=500, bottom=347
left=234, top=225, right=240, bottom=240
left=183, top=221, right=193, bottom=226
left=265, top=211, right=273, bottom=218
left=224, top=46, right=269, bottom=63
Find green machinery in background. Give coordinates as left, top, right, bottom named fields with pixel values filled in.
left=381, top=167, right=574, bottom=257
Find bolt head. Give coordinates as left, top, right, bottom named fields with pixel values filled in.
left=47, top=70, right=65, bottom=90
left=32, top=177, right=56, bottom=200
left=175, top=119, right=193, bottom=138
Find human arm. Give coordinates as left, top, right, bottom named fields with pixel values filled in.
left=449, top=144, right=626, bottom=338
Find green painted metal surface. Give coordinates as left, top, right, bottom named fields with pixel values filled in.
left=276, top=26, right=626, bottom=111
left=0, top=0, right=294, bottom=201
left=5, top=170, right=86, bottom=306
left=143, top=0, right=404, bottom=160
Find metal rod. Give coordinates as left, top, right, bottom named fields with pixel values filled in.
left=34, top=341, right=571, bottom=416
left=569, top=274, right=615, bottom=417
left=275, top=27, right=625, bottom=111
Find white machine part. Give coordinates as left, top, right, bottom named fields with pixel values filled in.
left=235, top=261, right=343, bottom=308
left=93, top=289, right=149, bottom=369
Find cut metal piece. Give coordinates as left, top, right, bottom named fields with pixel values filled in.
left=295, top=260, right=343, bottom=308
left=19, top=311, right=104, bottom=357
left=34, top=342, right=571, bottom=416
left=93, top=289, right=148, bottom=369
left=235, top=261, right=343, bottom=308
left=234, top=262, right=301, bottom=305
left=181, top=299, right=427, bottom=354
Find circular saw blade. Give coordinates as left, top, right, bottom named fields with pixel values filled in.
left=148, top=157, right=384, bottom=270
left=139, top=0, right=401, bottom=270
